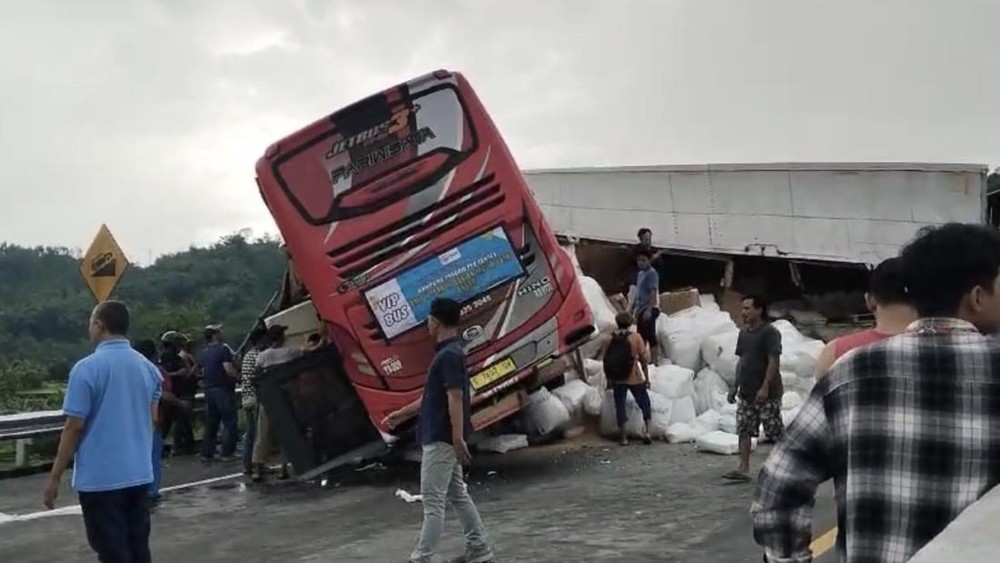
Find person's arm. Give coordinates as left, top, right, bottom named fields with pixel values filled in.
left=151, top=364, right=163, bottom=427
left=632, top=333, right=650, bottom=381
left=813, top=341, right=837, bottom=380
left=757, top=329, right=782, bottom=403
left=222, top=347, right=238, bottom=380
left=750, top=378, right=834, bottom=562
left=45, top=365, right=90, bottom=508
left=442, top=353, right=472, bottom=463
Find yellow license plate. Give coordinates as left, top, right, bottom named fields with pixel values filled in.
left=470, top=358, right=517, bottom=391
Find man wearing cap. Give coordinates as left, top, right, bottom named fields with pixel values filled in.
left=199, top=324, right=239, bottom=462
left=252, top=324, right=301, bottom=480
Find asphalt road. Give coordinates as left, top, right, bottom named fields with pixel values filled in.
left=0, top=436, right=837, bottom=562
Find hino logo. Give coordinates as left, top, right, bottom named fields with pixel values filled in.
left=462, top=325, right=484, bottom=341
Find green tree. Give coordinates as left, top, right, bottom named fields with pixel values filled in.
left=0, top=232, right=287, bottom=411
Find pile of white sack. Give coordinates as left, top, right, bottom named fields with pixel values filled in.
left=515, top=281, right=826, bottom=455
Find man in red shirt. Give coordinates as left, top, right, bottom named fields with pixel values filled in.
left=814, top=256, right=916, bottom=377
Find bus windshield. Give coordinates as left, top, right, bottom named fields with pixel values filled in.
left=272, top=84, right=478, bottom=224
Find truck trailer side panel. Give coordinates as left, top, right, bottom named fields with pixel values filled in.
left=525, top=163, right=988, bottom=265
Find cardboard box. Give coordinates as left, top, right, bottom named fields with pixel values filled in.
left=659, top=288, right=700, bottom=315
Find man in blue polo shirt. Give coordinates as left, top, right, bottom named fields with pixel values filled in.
left=384, top=298, right=494, bottom=563
left=43, top=300, right=162, bottom=563
left=199, top=324, right=240, bottom=462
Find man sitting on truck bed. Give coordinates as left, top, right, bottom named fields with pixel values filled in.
left=384, top=298, right=495, bottom=563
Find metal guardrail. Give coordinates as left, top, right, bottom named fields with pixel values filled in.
left=0, top=388, right=243, bottom=442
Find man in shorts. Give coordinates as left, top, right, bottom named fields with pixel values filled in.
left=724, top=295, right=782, bottom=482
left=631, top=248, right=661, bottom=364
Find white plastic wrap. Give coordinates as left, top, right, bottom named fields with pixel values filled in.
left=693, top=368, right=731, bottom=415
left=649, top=364, right=696, bottom=399
left=668, top=396, right=697, bottom=426
left=477, top=434, right=529, bottom=454
left=521, top=388, right=571, bottom=436
left=695, top=431, right=757, bottom=455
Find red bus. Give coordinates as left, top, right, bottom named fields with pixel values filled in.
left=255, top=70, right=594, bottom=443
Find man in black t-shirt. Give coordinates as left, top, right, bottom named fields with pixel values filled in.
left=724, top=295, right=783, bottom=482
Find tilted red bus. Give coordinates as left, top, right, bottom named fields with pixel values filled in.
left=255, top=70, right=594, bottom=457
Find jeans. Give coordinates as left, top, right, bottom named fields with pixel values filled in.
left=201, top=387, right=239, bottom=459
left=410, top=442, right=491, bottom=562
left=242, top=405, right=257, bottom=473
left=79, top=485, right=151, bottom=563
left=612, top=383, right=652, bottom=428
left=148, top=430, right=163, bottom=498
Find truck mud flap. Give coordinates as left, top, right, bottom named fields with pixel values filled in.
left=255, top=346, right=384, bottom=479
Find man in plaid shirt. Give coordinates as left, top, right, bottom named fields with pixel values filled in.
left=751, top=223, right=1000, bottom=563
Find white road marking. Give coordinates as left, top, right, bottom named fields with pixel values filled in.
left=0, top=471, right=244, bottom=525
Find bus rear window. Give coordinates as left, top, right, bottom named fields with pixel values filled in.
left=363, top=226, right=524, bottom=340
left=274, top=84, right=478, bottom=224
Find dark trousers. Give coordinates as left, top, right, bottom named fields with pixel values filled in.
left=79, top=485, right=151, bottom=563
left=171, top=397, right=195, bottom=455
left=612, top=383, right=652, bottom=427
left=201, top=387, right=239, bottom=459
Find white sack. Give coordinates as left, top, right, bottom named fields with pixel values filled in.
left=648, top=392, right=673, bottom=439
left=700, top=330, right=740, bottom=386
left=696, top=431, right=757, bottom=455
left=583, top=359, right=604, bottom=377
left=477, top=434, right=529, bottom=454
left=781, top=407, right=801, bottom=428
left=693, top=368, right=731, bottom=415
left=552, top=380, right=592, bottom=418
left=521, top=388, right=571, bottom=436
left=666, top=423, right=697, bottom=444
left=772, top=320, right=805, bottom=348
left=657, top=308, right=738, bottom=372
left=699, top=293, right=721, bottom=312
left=721, top=403, right=738, bottom=416
left=780, top=371, right=798, bottom=388
left=580, top=276, right=617, bottom=334
left=794, top=376, right=817, bottom=397
left=649, top=365, right=696, bottom=399
left=719, top=413, right=738, bottom=434
left=668, top=396, right=697, bottom=426
left=693, top=410, right=722, bottom=433
left=782, top=391, right=804, bottom=411
left=583, top=383, right=604, bottom=416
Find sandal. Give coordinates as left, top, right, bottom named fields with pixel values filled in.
left=722, top=470, right=751, bottom=482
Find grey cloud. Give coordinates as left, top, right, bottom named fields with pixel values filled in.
left=1, top=0, right=997, bottom=261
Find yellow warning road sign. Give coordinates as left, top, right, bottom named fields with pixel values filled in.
left=81, top=224, right=129, bottom=302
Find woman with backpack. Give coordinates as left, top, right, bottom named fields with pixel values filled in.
left=598, top=311, right=653, bottom=445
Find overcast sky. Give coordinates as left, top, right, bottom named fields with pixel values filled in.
left=2, top=0, right=997, bottom=263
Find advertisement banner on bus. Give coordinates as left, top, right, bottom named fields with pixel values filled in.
left=364, top=226, right=524, bottom=339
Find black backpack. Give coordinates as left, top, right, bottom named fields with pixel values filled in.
left=603, top=330, right=635, bottom=383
